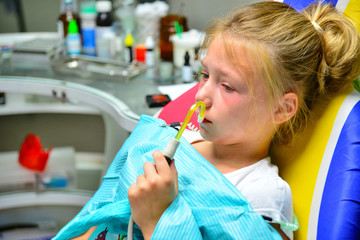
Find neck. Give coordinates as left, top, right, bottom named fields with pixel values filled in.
left=193, top=140, right=271, bottom=174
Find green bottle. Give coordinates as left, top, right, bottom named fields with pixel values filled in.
left=66, top=19, right=81, bottom=55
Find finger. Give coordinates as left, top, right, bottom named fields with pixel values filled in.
left=143, top=161, right=158, bottom=179
left=169, top=159, right=178, bottom=177
left=153, top=150, right=171, bottom=176
left=136, top=174, right=146, bottom=184
left=169, top=159, right=179, bottom=193
left=128, top=183, right=138, bottom=201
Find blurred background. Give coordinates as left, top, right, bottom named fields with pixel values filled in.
left=0, top=0, right=258, bottom=33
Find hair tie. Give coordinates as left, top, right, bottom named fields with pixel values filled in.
left=311, top=21, right=323, bottom=32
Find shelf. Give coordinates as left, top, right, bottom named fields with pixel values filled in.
left=0, top=93, right=100, bottom=116
left=0, top=191, right=92, bottom=210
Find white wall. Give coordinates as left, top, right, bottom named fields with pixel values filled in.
left=0, top=0, right=60, bottom=33
left=0, top=0, right=259, bottom=33
left=167, top=0, right=259, bottom=31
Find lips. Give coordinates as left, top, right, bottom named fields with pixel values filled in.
left=195, top=108, right=212, bottom=124
left=202, top=118, right=212, bottom=124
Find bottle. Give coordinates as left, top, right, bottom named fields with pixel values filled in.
left=58, top=0, right=81, bottom=40
left=159, top=15, right=187, bottom=61
left=145, top=36, right=155, bottom=67
left=66, top=19, right=81, bottom=55
left=182, top=51, right=192, bottom=83
left=135, top=45, right=146, bottom=63
left=124, top=33, right=134, bottom=63
left=0, top=92, right=5, bottom=105
left=95, top=0, right=114, bottom=58
left=114, top=0, right=136, bottom=35
left=80, top=1, right=97, bottom=56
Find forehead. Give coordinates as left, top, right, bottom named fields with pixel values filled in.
left=203, top=35, right=256, bottom=78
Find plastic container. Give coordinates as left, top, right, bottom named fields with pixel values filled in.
left=58, top=0, right=80, bottom=40
left=135, top=45, right=146, bottom=63
left=182, top=51, right=192, bottom=83
left=95, top=0, right=114, bottom=58
left=134, top=1, right=169, bottom=46
left=97, top=31, right=116, bottom=58
left=115, top=0, right=136, bottom=34
left=159, top=15, right=187, bottom=61
left=159, top=61, right=173, bottom=79
left=124, top=33, right=134, bottom=63
left=66, top=19, right=81, bottom=55
left=145, top=36, right=155, bottom=67
left=80, top=1, right=97, bottom=56
left=170, top=29, right=204, bottom=68
left=96, top=1, right=112, bottom=27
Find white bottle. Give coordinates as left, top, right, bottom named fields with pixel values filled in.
left=95, top=0, right=114, bottom=58
left=145, top=36, right=155, bottom=67
left=182, top=51, right=193, bottom=83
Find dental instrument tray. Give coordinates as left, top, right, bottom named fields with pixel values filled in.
left=51, top=55, right=145, bottom=81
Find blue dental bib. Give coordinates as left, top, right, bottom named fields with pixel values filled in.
left=53, top=115, right=280, bottom=240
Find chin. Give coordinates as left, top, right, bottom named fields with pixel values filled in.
left=199, top=127, right=210, bottom=139
left=199, top=127, right=216, bottom=142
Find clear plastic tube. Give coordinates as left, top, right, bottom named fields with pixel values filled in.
left=175, top=101, right=205, bottom=140
left=273, top=214, right=299, bottom=232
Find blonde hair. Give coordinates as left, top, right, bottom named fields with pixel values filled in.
left=201, top=1, right=360, bottom=144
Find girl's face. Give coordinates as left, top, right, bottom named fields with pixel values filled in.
left=195, top=36, right=277, bottom=146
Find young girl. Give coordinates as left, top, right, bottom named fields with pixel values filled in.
left=128, top=1, right=360, bottom=240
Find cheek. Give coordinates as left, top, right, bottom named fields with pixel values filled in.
left=221, top=94, right=235, bottom=106
left=221, top=104, right=246, bottom=133
left=222, top=95, right=248, bottom=117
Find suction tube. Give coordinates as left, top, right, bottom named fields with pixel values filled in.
left=128, top=101, right=206, bottom=239
left=175, top=101, right=206, bottom=140
left=162, top=101, right=205, bottom=162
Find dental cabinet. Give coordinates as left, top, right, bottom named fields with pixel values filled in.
left=0, top=32, right=181, bottom=239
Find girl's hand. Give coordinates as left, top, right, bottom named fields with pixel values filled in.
left=128, top=150, right=178, bottom=240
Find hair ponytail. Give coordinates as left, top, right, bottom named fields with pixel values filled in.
left=303, top=3, right=360, bottom=95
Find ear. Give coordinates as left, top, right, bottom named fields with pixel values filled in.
left=274, top=93, right=298, bottom=124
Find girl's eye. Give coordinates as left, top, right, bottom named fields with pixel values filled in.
left=201, top=72, right=209, bottom=80
left=223, top=84, right=234, bottom=92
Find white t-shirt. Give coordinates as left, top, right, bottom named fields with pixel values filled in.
left=182, top=130, right=294, bottom=239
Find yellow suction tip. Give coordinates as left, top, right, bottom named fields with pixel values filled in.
left=175, top=101, right=206, bottom=140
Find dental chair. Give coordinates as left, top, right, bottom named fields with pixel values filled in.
left=158, top=82, right=360, bottom=239
left=270, top=1, right=360, bottom=239
left=270, top=86, right=360, bottom=239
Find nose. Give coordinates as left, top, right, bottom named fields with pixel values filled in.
left=195, top=80, right=212, bottom=108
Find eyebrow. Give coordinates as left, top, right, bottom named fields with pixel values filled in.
left=202, top=58, right=244, bottom=81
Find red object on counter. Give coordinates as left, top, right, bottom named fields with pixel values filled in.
left=19, top=134, right=52, bottom=172
left=135, top=45, right=146, bottom=63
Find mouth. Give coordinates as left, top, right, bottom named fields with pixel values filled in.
left=201, top=118, right=212, bottom=124
left=195, top=108, right=211, bottom=124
